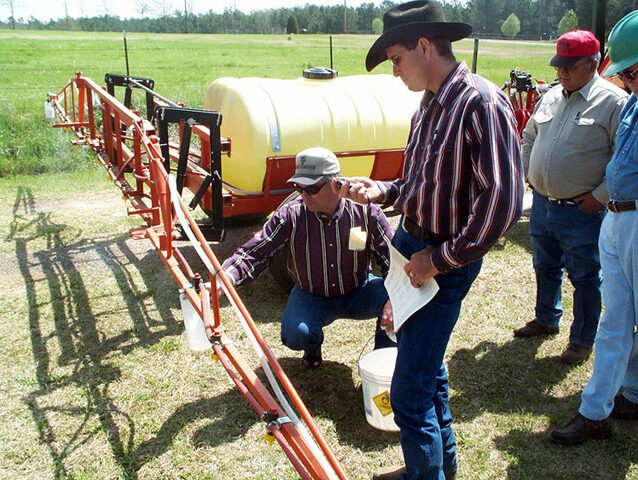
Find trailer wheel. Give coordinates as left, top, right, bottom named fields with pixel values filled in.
left=268, top=191, right=300, bottom=292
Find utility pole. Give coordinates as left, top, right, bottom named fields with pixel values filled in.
left=592, top=0, right=606, bottom=55
left=4, top=0, right=16, bottom=29
left=343, top=0, right=347, bottom=34
left=63, top=0, right=69, bottom=30
left=184, top=0, right=187, bottom=33
left=538, top=0, right=542, bottom=40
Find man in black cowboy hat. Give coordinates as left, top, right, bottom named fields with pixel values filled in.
left=334, top=1, right=523, bottom=479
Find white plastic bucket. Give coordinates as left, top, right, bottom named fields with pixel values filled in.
left=358, top=347, right=399, bottom=432
left=179, top=289, right=211, bottom=351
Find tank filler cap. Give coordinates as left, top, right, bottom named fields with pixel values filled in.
left=303, top=67, right=338, bottom=80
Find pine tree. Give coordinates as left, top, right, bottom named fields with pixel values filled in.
left=501, top=13, right=521, bottom=38
left=287, top=15, right=299, bottom=34
left=557, top=9, right=578, bottom=36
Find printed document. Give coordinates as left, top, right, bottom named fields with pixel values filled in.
left=385, top=244, right=439, bottom=332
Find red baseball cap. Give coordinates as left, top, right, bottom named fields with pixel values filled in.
left=549, top=30, right=600, bottom=67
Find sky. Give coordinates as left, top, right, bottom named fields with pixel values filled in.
left=5, top=0, right=382, bottom=22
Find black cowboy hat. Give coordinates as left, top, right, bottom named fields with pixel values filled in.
left=365, top=0, right=472, bottom=72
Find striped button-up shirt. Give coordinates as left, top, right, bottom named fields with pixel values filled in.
left=378, top=61, right=524, bottom=273
left=222, top=197, right=393, bottom=297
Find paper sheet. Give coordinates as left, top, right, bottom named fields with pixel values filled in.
left=384, top=244, right=439, bottom=332
left=348, top=227, right=367, bottom=251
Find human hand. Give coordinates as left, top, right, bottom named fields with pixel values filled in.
left=380, top=299, right=394, bottom=333
left=404, top=245, right=439, bottom=287
left=573, top=192, right=603, bottom=213
left=331, top=176, right=382, bottom=204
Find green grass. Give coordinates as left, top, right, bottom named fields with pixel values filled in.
left=0, top=29, right=557, bottom=176
left=3, top=171, right=638, bottom=479
left=2, top=30, right=637, bottom=480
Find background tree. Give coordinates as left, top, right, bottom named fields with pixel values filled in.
left=286, top=14, right=298, bottom=34
left=6, top=0, right=636, bottom=39
left=557, top=8, right=578, bottom=35
left=501, top=12, right=521, bottom=37
left=372, top=17, right=383, bottom=34
left=467, top=0, right=506, bottom=35
left=355, top=3, right=377, bottom=33
left=1, top=0, right=17, bottom=29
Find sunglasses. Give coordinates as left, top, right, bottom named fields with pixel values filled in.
left=618, top=65, right=638, bottom=81
left=294, top=180, right=328, bottom=195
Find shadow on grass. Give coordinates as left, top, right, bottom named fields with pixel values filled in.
left=448, top=337, right=573, bottom=420
left=9, top=185, right=379, bottom=478
left=135, top=391, right=256, bottom=460
left=276, top=357, right=399, bottom=451
left=9, top=185, right=181, bottom=479
left=493, top=425, right=638, bottom=479
left=448, top=335, right=638, bottom=478
left=133, top=357, right=393, bottom=470
left=492, top=217, right=532, bottom=255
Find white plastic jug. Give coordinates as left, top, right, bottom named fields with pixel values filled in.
left=179, top=289, right=211, bottom=351
left=44, top=99, right=55, bottom=121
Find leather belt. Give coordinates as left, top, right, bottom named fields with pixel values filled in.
left=544, top=195, right=577, bottom=207
left=608, top=200, right=637, bottom=213
left=401, top=216, right=451, bottom=244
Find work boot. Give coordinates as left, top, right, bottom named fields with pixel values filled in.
left=513, top=320, right=559, bottom=337
left=550, top=413, right=612, bottom=445
left=372, top=466, right=405, bottom=480
left=560, top=343, right=592, bottom=364
left=301, top=348, right=322, bottom=370
left=610, top=394, right=638, bottom=420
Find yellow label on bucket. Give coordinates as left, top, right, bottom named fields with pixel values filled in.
left=372, top=390, right=393, bottom=416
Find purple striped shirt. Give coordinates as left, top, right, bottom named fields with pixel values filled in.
left=222, top=197, right=393, bottom=297
left=378, top=62, right=524, bottom=273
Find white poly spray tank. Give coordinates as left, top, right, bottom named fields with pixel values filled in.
left=203, top=68, right=422, bottom=194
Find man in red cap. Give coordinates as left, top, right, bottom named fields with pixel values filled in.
left=551, top=8, right=638, bottom=446
left=513, top=30, right=628, bottom=364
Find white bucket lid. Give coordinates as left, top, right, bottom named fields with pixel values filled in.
left=358, top=347, right=398, bottom=382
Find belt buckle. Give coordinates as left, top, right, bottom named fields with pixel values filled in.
left=608, top=200, right=626, bottom=213
left=547, top=196, right=575, bottom=207
left=608, top=200, right=618, bottom=213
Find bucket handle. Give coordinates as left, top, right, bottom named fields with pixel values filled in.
left=357, top=327, right=397, bottom=365
left=357, top=333, right=377, bottom=365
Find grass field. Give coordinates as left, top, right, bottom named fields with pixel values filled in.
left=0, top=29, right=557, bottom=175
left=1, top=30, right=637, bottom=480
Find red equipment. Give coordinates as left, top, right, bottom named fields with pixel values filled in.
left=48, top=71, right=371, bottom=479
left=501, top=68, right=554, bottom=136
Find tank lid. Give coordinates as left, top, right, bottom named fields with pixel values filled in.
left=303, top=67, right=338, bottom=80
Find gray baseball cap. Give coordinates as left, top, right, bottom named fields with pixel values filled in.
left=287, top=147, right=341, bottom=185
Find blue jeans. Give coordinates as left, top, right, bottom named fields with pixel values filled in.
left=391, top=226, right=482, bottom=480
left=580, top=210, right=638, bottom=420
left=529, top=191, right=603, bottom=347
left=281, top=273, right=394, bottom=355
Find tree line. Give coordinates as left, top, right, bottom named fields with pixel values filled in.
left=1, top=0, right=635, bottom=39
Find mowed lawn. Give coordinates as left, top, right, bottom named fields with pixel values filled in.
left=1, top=30, right=637, bottom=480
